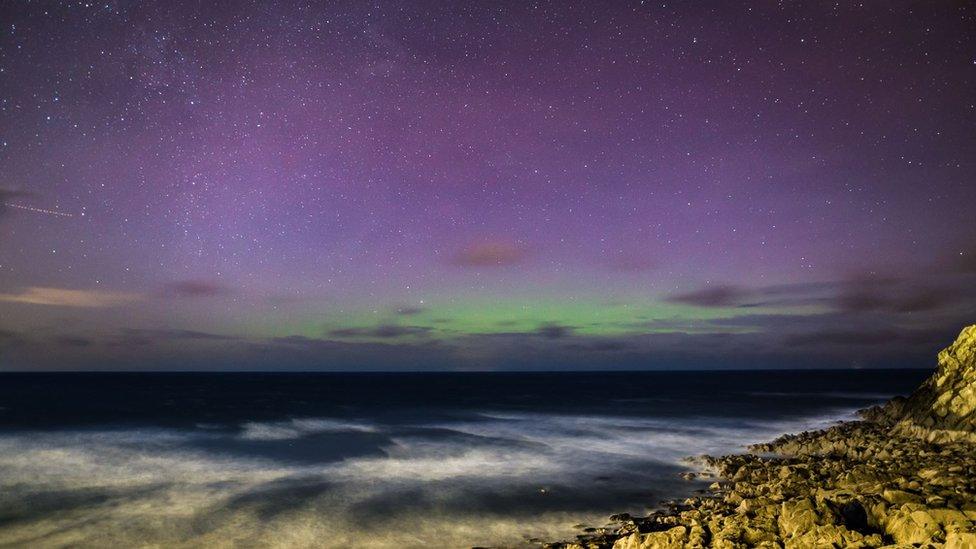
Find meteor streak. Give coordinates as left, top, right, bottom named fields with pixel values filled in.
left=2, top=202, right=74, bottom=217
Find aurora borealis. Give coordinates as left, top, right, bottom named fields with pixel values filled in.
left=1, top=1, right=974, bottom=370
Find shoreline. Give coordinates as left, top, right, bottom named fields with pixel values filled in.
left=542, top=326, right=976, bottom=549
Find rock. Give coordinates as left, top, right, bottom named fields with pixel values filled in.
left=884, top=505, right=943, bottom=545
left=611, top=526, right=687, bottom=549
left=786, top=523, right=875, bottom=549
left=882, top=488, right=922, bottom=505
left=778, top=497, right=820, bottom=538
left=946, top=531, right=976, bottom=549
left=888, top=325, right=976, bottom=443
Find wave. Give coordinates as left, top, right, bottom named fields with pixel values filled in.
left=238, top=418, right=380, bottom=441
left=0, top=404, right=869, bottom=548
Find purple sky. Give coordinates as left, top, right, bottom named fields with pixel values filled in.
left=1, top=1, right=974, bottom=370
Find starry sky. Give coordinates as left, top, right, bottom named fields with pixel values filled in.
left=1, top=1, right=974, bottom=371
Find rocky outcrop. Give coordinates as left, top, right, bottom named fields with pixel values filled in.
left=876, top=325, right=976, bottom=443
left=544, top=325, right=976, bottom=549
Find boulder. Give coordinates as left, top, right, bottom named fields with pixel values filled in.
left=884, top=505, right=943, bottom=545
left=778, top=497, right=822, bottom=538
left=946, top=531, right=976, bottom=549
left=611, top=526, right=687, bottom=549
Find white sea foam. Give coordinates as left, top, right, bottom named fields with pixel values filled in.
left=238, top=418, right=380, bottom=440
left=0, top=406, right=867, bottom=548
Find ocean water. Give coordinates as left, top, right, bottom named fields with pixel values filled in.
left=0, top=370, right=927, bottom=548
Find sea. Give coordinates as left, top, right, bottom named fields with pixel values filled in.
left=0, top=370, right=928, bottom=548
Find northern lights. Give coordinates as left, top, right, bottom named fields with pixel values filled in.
left=0, top=1, right=974, bottom=370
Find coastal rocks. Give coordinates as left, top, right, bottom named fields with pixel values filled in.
left=884, top=505, right=943, bottom=544
left=612, top=526, right=688, bottom=549
left=543, top=324, right=976, bottom=549
left=876, top=325, right=976, bottom=443
left=778, top=497, right=822, bottom=537
left=946, top=532, right=976, bottom=549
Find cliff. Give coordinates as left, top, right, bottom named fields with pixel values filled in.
left=880, top=325, right=976, bottom=443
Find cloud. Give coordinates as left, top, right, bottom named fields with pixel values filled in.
left=0, top=287, right=141, bottom=308
left=667, top=277, right=970, bottom=315
left=566, top=339, right=630, bottom=352
left=783, top=328, right=940, bottom=347
left=329, top=325, right=433, bottom=339
left=271, top=335, right=322, bottom=346
left=534, top=323, right=574, bottom=339
left=666, top=285, right=750, bottom=307
left=835, top=278, right=958, bottom=314
left=395, top=306, right=426, bottom=316
left=132, top=329, right=238, bottom=341
left=109, top=328, right=239, bottom=348
left=165, top=279, right=232, bottom=298
left=465, top=323, right=577, bottom=342
left=453, top=240, right=526, bottom=267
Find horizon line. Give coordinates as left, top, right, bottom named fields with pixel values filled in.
left=0, top=367, right=932, bottom=374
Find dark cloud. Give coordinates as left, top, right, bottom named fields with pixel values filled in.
left=735, top=282, right=838, bottom=309
left=666, top=281, right=838, bottom=309
left=666, top=285, right=750, bottom=307
left=670, top=277, right=970, bottom=315
left=468, top=323, right=577, bottom=342
left=783, top=328, right=941, bottom=348
left=272, top=335, right=324, bottom=347
left=565, top=339, right=630, bottom=352
left=329, top=325, right=432, bottom=339
left=395, top=306, right=426, bottom=316
left=164, top=279, right=232, bottom=298
left=111, top=328, right=239, bottom=347
left=835, top=279, right=959, bottom=314
left=705, top=313, right=838, bottom=330
left=453, top=240, right=526, bottom=267
left=163, top=329, right=238, bottom=341
left=535, top=323, right=574, bottom=339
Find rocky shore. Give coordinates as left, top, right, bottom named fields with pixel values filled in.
left=544, top=325, right=976, bottom=549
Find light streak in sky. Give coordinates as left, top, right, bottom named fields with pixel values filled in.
left=3, top=202, right=74, bottom=217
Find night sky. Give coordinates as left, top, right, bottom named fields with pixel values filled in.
left=1, top=1, right=974, bottom=370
